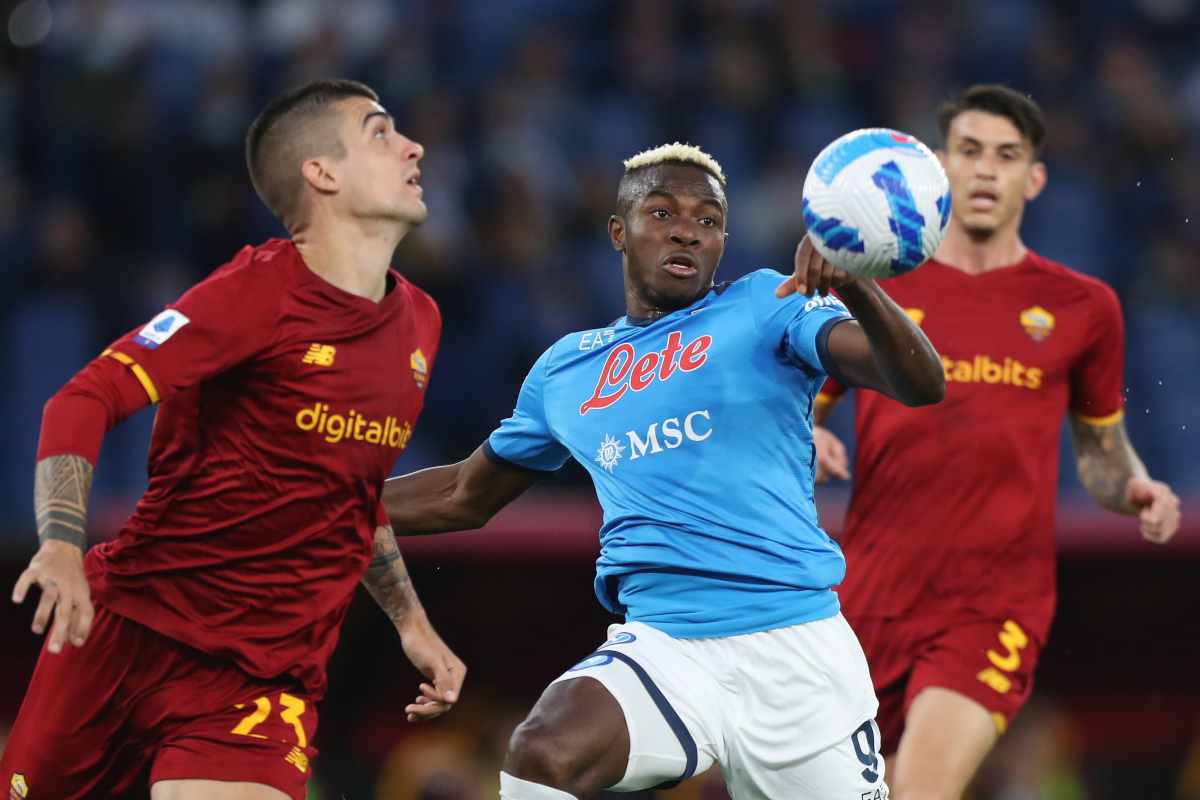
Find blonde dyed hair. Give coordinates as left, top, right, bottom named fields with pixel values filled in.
left=622, top=142, right=726, bottom=186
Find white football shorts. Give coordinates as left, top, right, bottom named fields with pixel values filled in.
left=550, top=613, right=889, bottom=799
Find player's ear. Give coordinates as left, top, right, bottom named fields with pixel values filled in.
left=935, top=149, right=948, bottom=169
left=609, top=214, right=625, bottom=252
left=301, top=157, right=339, bottom=196
left=1024, top=160, right=1047, bottom=201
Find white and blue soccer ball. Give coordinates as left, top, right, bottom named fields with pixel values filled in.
left=802, top=128, right=951, bottom=280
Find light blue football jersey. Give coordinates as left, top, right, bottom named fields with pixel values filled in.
left=486, top=269, right=855, bottom=638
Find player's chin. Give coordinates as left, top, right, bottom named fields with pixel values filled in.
left=649, top=277, right=707, bottom=310
left=401, top=199, right=428, bottom=226
left=961, top=216, right=1000, bottom=238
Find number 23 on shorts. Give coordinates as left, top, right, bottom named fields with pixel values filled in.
left=231, top=692, right=309, bottom=748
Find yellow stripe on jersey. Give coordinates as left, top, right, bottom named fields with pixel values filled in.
left=814, top=393, right=837, bottom=406
left=102, top=348, right=160, bottom=403
left=1073, top=408, right=1124, bottom=427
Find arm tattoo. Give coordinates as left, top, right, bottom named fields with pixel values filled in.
left=1070, top=418, right=1147, bottom=514
left=34, top=455, right=94, bottom=550
left=362, top=524, right=423, bottom=626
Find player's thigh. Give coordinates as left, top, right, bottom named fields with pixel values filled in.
left=0, top=606, right=152, bottom=799
left=891, top=686, right=996, bottom=800
left=917, top=617, right=1041, bottom=737
left=732, top=718, right=890, bottom=800
left=139, top=652, right=319, bottom=800
left=722, top=615, right=887, bottom=799
left=890, top=616, right=1043, bottom=799
left=504, top=674, right=631, bottom=793
left=151, top=779, right=291, bottom=800
left=510, top=623, right=720, bottom=794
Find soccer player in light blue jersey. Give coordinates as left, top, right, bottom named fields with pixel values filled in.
left=382, top=143, right=945, bottom=799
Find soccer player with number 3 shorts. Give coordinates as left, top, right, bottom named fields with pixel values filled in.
left=381, top=143, right=947, bottom=799
left=812, top=85, right=1183, bottom=800
left=2, top=80, right=465, bottom=800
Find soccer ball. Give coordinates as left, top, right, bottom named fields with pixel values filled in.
left=802, top=128, right=951, bottom=280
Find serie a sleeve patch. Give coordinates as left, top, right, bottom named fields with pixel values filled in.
left=133, top=309, right=191, bottom=349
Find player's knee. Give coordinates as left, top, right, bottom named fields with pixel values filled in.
left=503, top=714, right=589, bottom=794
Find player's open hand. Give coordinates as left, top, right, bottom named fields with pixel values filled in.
left=12, top=539, right=94, bottom=654
left=1125, top=476, right=1181, bottom=544
left=776, top=235, right=855, bottom=298
left=813, top=425, right=851, bottom=484
left=399, top=612, right=467, bottom=723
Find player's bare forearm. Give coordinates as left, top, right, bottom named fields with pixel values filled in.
left=382, top=446, right=537, bottom=535
left=363, top=523, right=468, bottom=719
left=1070, top=417, right=1147, bottom=513
left=1070, top=417, right=1180, bottom=543
left=829, top=280, right=945, bottom=406
left=362, top=523, right=424, bottom=628
left=17, top=454, right=97, bottom=652
left=34, top=455, right=94, bottom=550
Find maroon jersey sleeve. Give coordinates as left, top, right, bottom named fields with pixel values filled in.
left=104, top=246, right=282, bottom=405
left=37, top=358, right=152, bottom=464
left=1069, top=282, right=1125, bottom=424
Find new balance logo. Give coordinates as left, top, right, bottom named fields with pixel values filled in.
left=285, top=746, right=309, bottom=773
left=302, top=344, right=336, bottom=366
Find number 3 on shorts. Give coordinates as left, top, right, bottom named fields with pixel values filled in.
left=850, top=719, right=881, bottom=783
left=231, top=693, right=308, bottom=748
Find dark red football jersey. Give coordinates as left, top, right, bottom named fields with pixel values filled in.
left=85, top=239, right=440, bottom=696
left=821, top=251, right=1124, bottom=642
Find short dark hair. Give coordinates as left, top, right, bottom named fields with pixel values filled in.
left=936, top=84, right=1046, bottom=157
left=245, top=78, right=379, bottom=230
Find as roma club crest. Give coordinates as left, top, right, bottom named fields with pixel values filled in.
left=1019, top=306, right=1055, bottom=342
left=410, top=348, right=428, bottom=389
left=10, top=773, right=29, bottom=800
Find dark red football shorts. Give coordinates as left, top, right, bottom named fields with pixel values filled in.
left=851, top=613, right=1042, bottom=753
left=1, top=603, right=318, bottom=800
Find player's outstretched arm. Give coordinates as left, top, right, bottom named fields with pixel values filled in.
left=12, top=455, right=97, bottom=654
left=1069, top=416, right=1181, bottom=544
left=779, top=237, right=944, bottom=406
left=11, top=350, right=160, bottom=653
left=361, top=522, right=467, bottom=722
left=382, top=446, right=538, bottom=535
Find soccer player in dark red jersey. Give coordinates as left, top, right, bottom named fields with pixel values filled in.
left=2, top=79, right=464, bottom=800
left=812, top=85, right=1182, bottom=799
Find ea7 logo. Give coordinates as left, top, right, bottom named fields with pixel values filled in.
left=579, top=328, right=616, bottom=351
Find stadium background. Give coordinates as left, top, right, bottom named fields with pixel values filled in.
left=1, top=0, right=1198, bottom=797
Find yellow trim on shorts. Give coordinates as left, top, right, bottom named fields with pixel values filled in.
left=814, top=393, right=838, bottom=406
left=1073, top=408, right=1124, bottom=427
left=102, top=349, right=160, bottom=403
left=991, top=712, right=1008, bottom=735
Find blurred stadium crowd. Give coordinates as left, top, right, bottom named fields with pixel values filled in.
left=1, top=1, right=1198, bottom=798
left=2, top=0, right=1198, bottom=525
